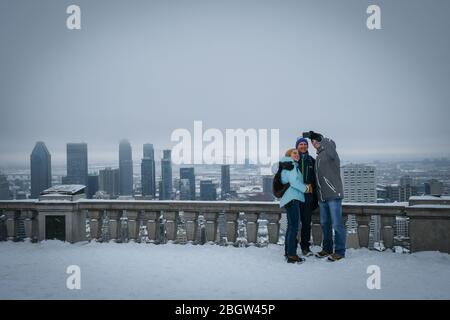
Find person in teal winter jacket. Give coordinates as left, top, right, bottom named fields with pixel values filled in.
left=279, top=148, right=309, bottom=263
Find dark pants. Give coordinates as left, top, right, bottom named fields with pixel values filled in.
left=299, top=193, right=314, bottom=251
left=284, top=200, right=301, bottom=256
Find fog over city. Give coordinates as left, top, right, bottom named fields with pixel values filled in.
left=1, top=0, right=450, bottom=167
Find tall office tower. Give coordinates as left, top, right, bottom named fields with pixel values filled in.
left=158, top=180, right=163, bottom=200
left=376, top=185, right=388, bottom=202
left=262, top=175, right=273, bottom=194
left=341, top=164, right=377, bottom=203
left=400, top=175, right=413, bottom=187
left=30, top=141, right=52, bottom=198
left=180, top=167, right=195, bottom=200
left=425, top=179, right=444, bottom=196
left=87, top=174, right=99, bottom=199
left=341, top=164, right=377, bottom=243
left=386, top=183, right=417, bottom=202
left=160, top=150, right=173, bottom=200
left=119, top=139, right=133, bottom=195
left=99, top=168, right=120, bottom=198
left=200, top=180, right=217, bottom=201
left=386, top=184, right=401, bottom=202
left=179, top=179, right=191, bottom=200
left=399, top=175, right=418, bottom=200
left=143, top=143, right=154, bottom=159
left=65, top=143, right=88, bottom=186
left=141, top=144, right=156, bottom=197
left=221, top=165, right=230, bottom=199
left=0, top=173, right=10, bottom=200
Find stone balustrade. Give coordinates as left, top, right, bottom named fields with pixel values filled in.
left=0, top=199, right=449, bottom=253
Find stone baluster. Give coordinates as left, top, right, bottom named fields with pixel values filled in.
left=356, top=214, right=371, bottom=248
left=342, top=214, right=348, bottom=231
left=245, top=212, right=259, bottom=244
left=5, top=210, right=19, bottom=241
left=142, top=211, right=160, bottom=242
left=204, top=212, right=218, bottom=242
left=266, top=212, right=281, bottom=244
left=0, top=210, right=6, bottom=241
left=164, top=211, right=179, bottom=241
left=88, top=209, right=103, bottom=241
left=381, top=216, right=395, bottom=249
left=345, top=214, right=360, bottom=249
left=23, top=210, right=38, bottom=242
left=311, top=213, right=322, bottom=246
left=224, top=211, right=239, bottom=244
left=183, top=211, right=199, bottom=242
left=126, top=210, right=140, bottom=242
left=107, top=209, right=122, bottom=242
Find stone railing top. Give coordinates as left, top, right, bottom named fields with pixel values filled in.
left=0, top=199, right=449, bottom=218
left=78, top=200, right=285, bottom=213
left=409, top=196, right=450, bottom=206
left=341, top=202, right=408, bottom=216
left=406, top=205, right=450, bottom=218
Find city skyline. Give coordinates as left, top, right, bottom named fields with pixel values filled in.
left=2, top=138, right=450, bottom=170
left=1, top=137, right=449, bottom=201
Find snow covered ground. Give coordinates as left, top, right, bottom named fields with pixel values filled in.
left=0, top=241, right=449, bottom=299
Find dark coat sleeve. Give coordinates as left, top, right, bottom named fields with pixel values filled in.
left=310, top=156, right=319, bottom=211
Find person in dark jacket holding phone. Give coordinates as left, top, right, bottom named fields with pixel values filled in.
left=295, top=137, right=319, bottom=257
left=303, top=131, right=346, bottom=262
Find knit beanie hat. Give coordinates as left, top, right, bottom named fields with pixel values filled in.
left=295, top=137, right=309, bottom=149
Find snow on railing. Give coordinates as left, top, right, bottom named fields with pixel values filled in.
left=0, top=199, right=449, bottom=253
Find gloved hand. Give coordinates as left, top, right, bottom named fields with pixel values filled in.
left=308, top=131, right=323, bottom=142
left=279, top=161, right=294, bottom=170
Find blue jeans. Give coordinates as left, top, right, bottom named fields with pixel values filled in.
left=319, top=199, right=346, bottom=257
left=285, top=200, right=301, bottom=256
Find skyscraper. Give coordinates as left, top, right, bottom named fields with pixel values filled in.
left=143, top=143, right=154, bottom=159
left=119, top=139, right=133, bottom=195
left=221, top=165, right=230, bottom=199
left=386, top=183, right=418, bottom=202
left=160, top=150, right=172, bottom=200
left=87, top=174, right=99, bottom=199
left=179, top=179, right=191, bottom=200
left=399, top=175, right=413, bottom=187
left=425, top=179, right=443, bottom=196
left=262, top=175, right=273, bottom=194
left=141, top=143, right=156, bottom=198
left=65, top=143, right=88, bottom=186
left=200, top=180, right=217, bottom=201
left=341, top=164, right=377, bottom=245
left=341, top=164, right=377, bottom=203
left=0, top=173, right=10, bottom=200
left=399, top=175, right=418, bottom=200
left=99, top=168, right=120, bottom=198
left=180, top=167, right=195, bottom=200
left=30, top=141, right=52, bottom=198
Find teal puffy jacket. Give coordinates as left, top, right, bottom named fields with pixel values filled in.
left=279, top=156, right=307, bottom=208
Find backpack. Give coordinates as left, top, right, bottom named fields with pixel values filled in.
left=272, top=161, right=293, bottom=198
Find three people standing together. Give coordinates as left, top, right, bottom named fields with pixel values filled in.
left=277, top=131, right=346, bottom=263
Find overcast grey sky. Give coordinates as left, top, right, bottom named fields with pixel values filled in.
left=1, top=0, right=449, bottom=167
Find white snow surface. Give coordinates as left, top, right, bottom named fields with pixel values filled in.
left=0, top=241, right=449, bottom=300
